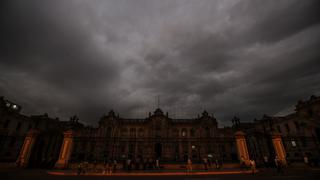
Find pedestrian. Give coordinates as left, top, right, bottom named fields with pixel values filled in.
left=215, top=159, right=220, bottom=169
left=127, top=158, right=132, bottom=171
left=148, top=158, right=153, bottom=170
left=135, top=157, right=140, bottom=170
left=304, top=155, right=309, bottom=166
left=93, top=160, right=97, bottom=173
left=186, top=158, right=192, bottom=173
left=103, top=160, right=107, bottom=174
left=208, top=158, right=212, bottom=169
left=263, top=156, right=269, bottom=168
left=203, top=157, right=208, bottom=170
left=113, top=159, right=117, bottom=173
left=250, top=159, right=256, bottom=175
left=155, top=159, right=160, bottom=170
left=275, top=156, right=283, bottom=174
left=108, top=159, right=113, bottom=174
left=143, top=158, right=148, bottom=170
left=240, top=156, right=246, bottom=169
left=77, top=162, right=82, bottom=175
left=122, top=158, right=126, bottom=170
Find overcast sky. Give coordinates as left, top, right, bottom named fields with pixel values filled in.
left=1, top=0, right=320, bottom=126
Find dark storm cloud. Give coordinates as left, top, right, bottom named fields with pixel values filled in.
left=0, top=0, right=320, bottom=126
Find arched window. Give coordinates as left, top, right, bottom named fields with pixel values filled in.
left=3, top=119, right=10, bottom=129
left=106, top=126, right=112, bottom=137
left=9, top=137, right=16, bottom=147
left=130, top=128, right=136, bottom=137
left=138, top=128, right=144, bottom=137
left=16, top=122, right=22, bottom=131
left=205, top=127, right=210, bottom=137
left=121, top=128, right=128, bottom=136
left=190, top=128, right=195, bottom=137
left=181, top=128, right=187, bottom=137
left=173, top=128, right=179, bottom=137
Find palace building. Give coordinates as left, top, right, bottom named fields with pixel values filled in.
left=0, top=95, right=319, bottom=168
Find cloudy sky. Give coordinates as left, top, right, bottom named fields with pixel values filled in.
left=1, top=0, right=320, bottom=126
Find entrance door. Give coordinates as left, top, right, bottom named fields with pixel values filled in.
left=154, top=143, right=162, bottom=158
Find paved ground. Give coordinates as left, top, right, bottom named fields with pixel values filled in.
left=1, top=168, right=320, bottom=180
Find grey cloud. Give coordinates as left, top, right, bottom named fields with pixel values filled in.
left=0, top=0, right=319, bottom=126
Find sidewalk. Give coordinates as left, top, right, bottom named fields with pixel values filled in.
left=47, top=169, right=254, bottom=176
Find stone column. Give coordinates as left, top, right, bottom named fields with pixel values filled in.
left=16, top=129, right=39, bottom=167
left=55, top=130, right=74, bottom=169
left=235, top=131, right=250, bottom=165
left=271, top=132, right=287, bottom=165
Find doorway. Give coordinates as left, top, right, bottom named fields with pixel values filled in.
left=154, top=143, right=162, bottom=158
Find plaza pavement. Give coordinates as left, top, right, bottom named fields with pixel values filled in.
left=1, top=167, right=320, bottom=180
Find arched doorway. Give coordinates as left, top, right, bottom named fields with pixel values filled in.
left=154, top=143, right=162, bottom=158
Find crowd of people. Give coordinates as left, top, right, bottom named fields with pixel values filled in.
left=122, top=157, right=161, bottom=171
left=201, top=157, right=223, bottom=171
left=75, top=154, right=315, bottom=175
left=76, top=156, right=225, bottom=175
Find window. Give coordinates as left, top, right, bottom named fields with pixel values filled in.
left=285, top=124, right=290, bottom=132
left=28, top=124, right=32, bottom=130
left=181, top=129, right=187, bottom=137
left=190, top=128, right=195, bottom=137
left=16, top=122, right=22, bottom=131
left=3, top=119, right=10, bottom=129
left=277, top=125, right=282, bottom=133
left=9, top=137, right=16, bottom=147
left=82, top=141, right=87, bottom=149
left=35, top=121, right=39, bottom=128
left=121, top=128, right=128, bottom=136
left=106, top=127, right=112, bottom=137
left=205, top=127, right=210, bottom=137
left=173, top=128, right=179, bottom=137
left=129, top=143, right=134, bottom=153
left=301, top=137, right=307, bottom=147
left=130, top=128, right=136, bottom=137
left=294, top=121, right=300, bottom=131
left=138, top=128, right=144, bottom=137
left=291, top=140, right=296, bottom=147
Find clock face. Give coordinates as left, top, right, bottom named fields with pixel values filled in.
left=12, top=105, right=17, bottom=109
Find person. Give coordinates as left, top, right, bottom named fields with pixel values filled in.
left=148, top=158, right=153, bottom=170
left=104, top=160, right=109, bottom=174
left=304, top=155, right=309, bottom=166
left=186, top=158, right=192, bottom=173
left=215, top=159, right=220, bottom=169
left=275, top=156, right=283, bottom=174
left=122, top=158, right=126, bottom=170
left=77, top=162, right=83, bottom=175
left=263, top=156, right=269, bottom=168
left=127, top=158, right=132, bottom=171
left=103, top=160, right=107, bottom=174
left=143, top=158, right=148, bottom=170
left=108, top=159, right=113, bottom=174
left=113, top=159, right=117, bottom=173
left=93, top=160, right=98, bottom=173
left=155, top=159, right=160, bottom=170
left=208, top=158, right=212, bottom=169
left=203, top=157, right=208, bottom=170
left=250, top=159, right=256, bottom=175
left=240, top=156, right=246, bottom=170
left=135, top=157, right=140, bottom=170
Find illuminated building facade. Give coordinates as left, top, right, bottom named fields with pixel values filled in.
left=0, top=95, right=320, bottom=168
